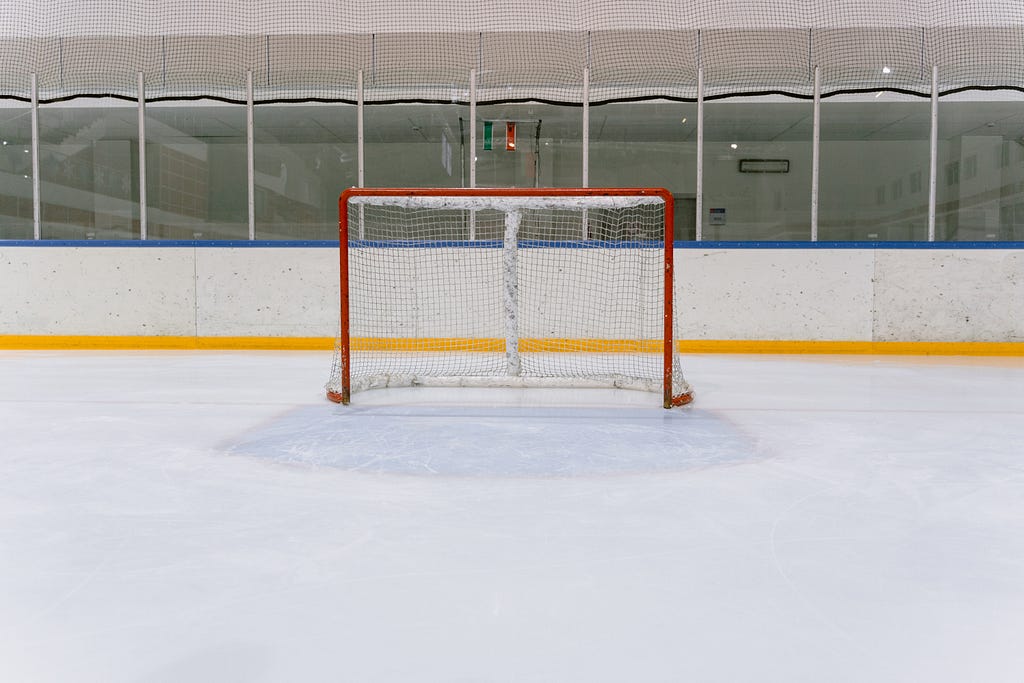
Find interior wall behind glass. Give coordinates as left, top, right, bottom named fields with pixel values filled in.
left=937, top=95, right=1024, bottom=241
left=38, top=101, right=140, bottom=240
left=254, top=105, right=357, bottom=240
left=589, top=102, right=697, bottom=239
left=364, top=104, right=468, bottom=189
left=819, top=97, right=930, bottom=241
left=474, top=103, right=582, bottom=189
left=145, top=103, right=247, bottom=240
left=703, top=100, right=812, bottom=241
left=0, top=103, right=33, bottom=239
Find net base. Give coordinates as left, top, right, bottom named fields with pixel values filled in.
left=326, top=349, right=692, bottom=407
left=326, top=372, right=693, bottom=406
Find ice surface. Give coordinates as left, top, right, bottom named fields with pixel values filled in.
left=227, top=400, right=757, bottom=476
left=1, top=351, right=1023, bottom=682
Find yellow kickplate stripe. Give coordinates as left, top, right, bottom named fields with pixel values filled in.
left=675, top=340, right=1024, bottom=356
left=0, top=335, right=1021, bottom=356
left=0, top=335, right=335, bottom=350
left=350, top=337, right=505, bottom=352
left=348, top=338, right=665, bottom=352
left=520, top=338, right=663, bottom=353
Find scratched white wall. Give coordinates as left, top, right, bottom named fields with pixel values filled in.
left=194, top=249, right=337, bottom=338
left=0, top=247, right=197, bottom=336
left=678, top=249, right=877, bottom=341
left=0, top=246, right=1021, bottom=342
left=872, top=250, right=1024, bottom=342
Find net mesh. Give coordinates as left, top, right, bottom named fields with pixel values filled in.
left=325, top=191, right=691, bottom=404
left=2, top=1, right=1023, bottom=103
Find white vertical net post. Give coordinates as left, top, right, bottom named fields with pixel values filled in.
left=503, top=209, right=521, bottom=377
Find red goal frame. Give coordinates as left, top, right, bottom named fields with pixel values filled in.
left=329, top=187, right=690, bottom=408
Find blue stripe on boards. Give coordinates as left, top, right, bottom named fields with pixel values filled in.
left=0, top=240, right=339, bottom=248
left=679, top=240, right=1024, bottom=249
left=349, top=239, right=504, bottom=249
left=2, top=239, right=1022, bottom=249
left=347, top=239, right=665, bottom=249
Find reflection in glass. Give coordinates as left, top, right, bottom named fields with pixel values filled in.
left=38, top=100, right=139, bottom=240
left=364, top=104, right=468, bottom=189
left=0, top=104, right=34, bottom=239
left=19, top=93, right=1024, bottom=244
left=937, top=96, right=1024, bottom=241
left=254, top=104, right=358, bottom=240
left=589, top=101, right=698, bottom=239
left=145, top=103, right=247, bottom=240
left=703, top=99, right=813, bottom=241
left=475, top=103, right=582, bottom=189
left=819, top=96, right=930, bottom=241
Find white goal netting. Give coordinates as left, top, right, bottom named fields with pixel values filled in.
left=326, top=190, right=692, bottom=407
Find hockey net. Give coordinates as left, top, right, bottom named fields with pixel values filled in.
left=326, top=188, right=692, bottom=408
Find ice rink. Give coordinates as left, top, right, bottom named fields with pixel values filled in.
left=1, top=350, right=1023, bottom=682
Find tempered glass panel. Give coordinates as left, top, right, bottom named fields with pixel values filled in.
left=38, top=100, right=140, bottom=240
left=475, top=103, right=582, bottom=189
left=254, top=104, right=357, bottom=240
left=145, top=102, right=247, bottom=240
left=936, top=95, right=1024, bottom=241
left=703, top=99, right=813, bottom=241
left=0, top=103, right=33, bottom=239
left=819, top=95, right=930, bottom=241
left=364, top=104, right=468, bottom=189
left=589, top=101, right=697, bottom=240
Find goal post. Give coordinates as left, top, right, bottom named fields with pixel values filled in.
left=326, top=187, right=693, bottom=408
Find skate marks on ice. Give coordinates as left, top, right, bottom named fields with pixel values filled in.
left=225, top=388, right=762, bottom=477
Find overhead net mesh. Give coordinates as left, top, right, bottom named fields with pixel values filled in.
left=1, top=1, right=1023, bottom=103
left=325, top=191, right=691, bottom=406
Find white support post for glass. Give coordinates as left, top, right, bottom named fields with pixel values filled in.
left=582, top=67, right=590, bottom=239
left=811, top=66, right=820, bottom=242
left=30, top=73, right=40, bottom=240
left=246, top=70, right=255, bottom=241
left=928, top=65, right=938, bottom=242
left=357, top=70, right=365, bottom=188
left=469, top=69, right=477, bottom=189
left=695, top=67, right=704, bottom=242
left=469, top=69, right=477, bottom=239
left=137, top=72, right=148, bottom=240
left=357, top=69, right=365, bottom=239
left=582, top=68, right=590, bottom=188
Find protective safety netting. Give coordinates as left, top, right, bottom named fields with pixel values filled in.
left=1, top=1, right=1023, bottom=103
